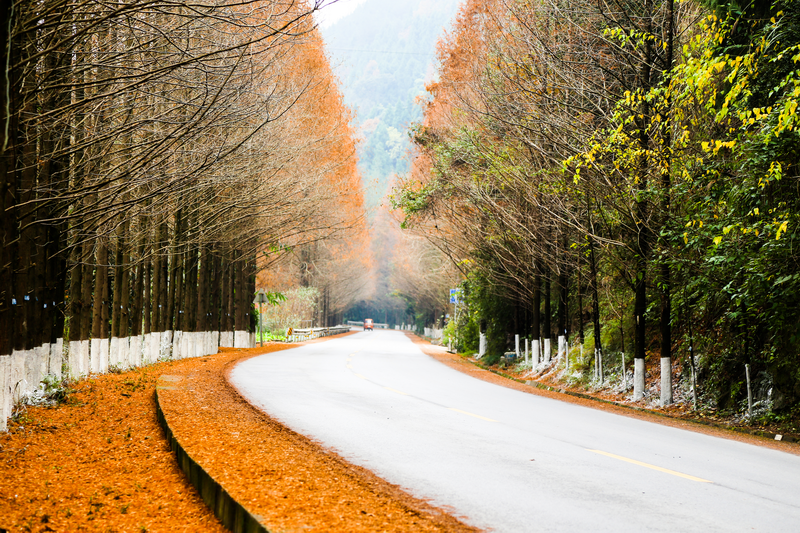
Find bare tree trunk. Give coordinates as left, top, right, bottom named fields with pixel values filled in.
left=91, top=241, right=108, bottom=371
left=634, top=0, right=655, bottom=402
left=543, top=264, right=552, bottom=362
left=131, top=235, right=145, bottom=339
left=659, top=0, right=676, bottom=407
left=0, top=0, right=12, bottom=360
left=234, top=256, right=246, bottom=346
left=532, top=263, right=541, bottom=364
left=557, top=234, right=569, bottom=360
left=196, top=245, right=209, bottom=353
left=210, top=249, right=221, bottom=348
left=151, top=225, right=164, bottom=336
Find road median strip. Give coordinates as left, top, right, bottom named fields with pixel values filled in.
left=587, top=449, right=712, bottom=483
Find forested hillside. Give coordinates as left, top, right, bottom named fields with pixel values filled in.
left=320, top=0, right=462, bottom=325
left=321, top=0, right=460, bottom=207
left=394, top=0, right=800, bottom=420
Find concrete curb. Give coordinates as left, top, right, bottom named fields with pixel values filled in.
left=462, top=356, right=799, bottom=445
left=154, top=387, right=270, bottom=533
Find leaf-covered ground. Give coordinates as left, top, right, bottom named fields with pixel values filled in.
left=0, top=362, right=227, bottom=532
left=158, top=340, right=477, bottom=533
left=1, top=336, right=478, bottom=533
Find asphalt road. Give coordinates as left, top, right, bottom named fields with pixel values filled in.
left=230, top=330, right=800, bottom=532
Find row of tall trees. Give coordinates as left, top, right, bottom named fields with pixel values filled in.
left=394, top=0, right=800, bottom=414
left=257, top=25, right=372, bottom=330
left=0, top=0, right=365, bottom=394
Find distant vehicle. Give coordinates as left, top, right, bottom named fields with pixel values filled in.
left=364, top=318, right=374, bottom=331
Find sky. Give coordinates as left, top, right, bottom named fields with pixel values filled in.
left=314, top=0, right=370, bottom=28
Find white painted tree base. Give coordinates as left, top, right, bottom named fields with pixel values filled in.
left=211, top=331, right=219, bottom=354
left=634, top=358, right=646, bottom=401
left=172, top=331, right=182, bottom=360
left=543, top=338, right=551, bottom=363
left=219, top=331, right=233, bottom=348
left=110, top=337, right=120, bottom=369
left=8, top=350, right=25, bottom=404
left=80, top=340, right=90, bottom=376
left=152, top=331, right=163, bottom=363
left=162, top=330, right=173, bottom=359
left=29, top=347, right=42, bottom=391
left=188, top=332, right=198, bottom=358
left=49, top=338, right=63, bottom=379
left=11, top=349, right=30, bottom=400
left=234, top=330, right=249, bottom=348
left=532, top=339, right=540, bottom=365
left=557, top=336, right=566, bottom=361
left=198, top=332, right=207, bottom=356
left=97, top=338, right=108, bottom=373
left=129, top=336, right=142, bottom=367
left=68, top=340, right=82, bottom=379
left=478, top=333, right=486, bottom=358
left=661, top=357, right=672, bottom=406
left=180, top=332, right=190, bottom=360
left=90, top=339, right=102, bottom=373
left=120, top=337, right=131, bottom=369
left=0, top=355, right=9, bottom=431
left=36, top=344, right=49, bottom=379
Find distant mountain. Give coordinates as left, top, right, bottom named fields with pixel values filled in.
left=319, top=0, right=461, bottom=209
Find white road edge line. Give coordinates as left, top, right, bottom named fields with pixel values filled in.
left=588, top=449, right=712, bottom=483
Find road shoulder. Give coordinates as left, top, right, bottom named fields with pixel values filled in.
left=408, top=334, right=800, bottom=456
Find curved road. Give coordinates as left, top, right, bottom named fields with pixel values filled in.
left=230, top=330, right=800, bottom=532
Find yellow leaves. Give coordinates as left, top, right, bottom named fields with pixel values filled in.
left=713, top=235, right=723, bottom=246
left=700, top=139, right=735, bottom=155
left=683, top=232, right=689, bottom=244
left=776, top=220, right=789, bottom=240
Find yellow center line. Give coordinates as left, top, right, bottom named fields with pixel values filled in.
left=448, top=408, right=496, bottom=422
left=354, top=373, right=367, bottom=380
left=383, top=387, right=408, bottom=396
left=588, top=449, right=712, bottom=483
left=346, top=364, right=352, bottom=369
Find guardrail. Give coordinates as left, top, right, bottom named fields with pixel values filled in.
left=286, top=326, right=350, bottom=343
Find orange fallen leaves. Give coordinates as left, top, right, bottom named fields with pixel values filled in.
left=1, top=335, right=478, bottom=533
left=0, top=361, right=227, bottom=533
left=158, top=340, right=479, bottom=533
